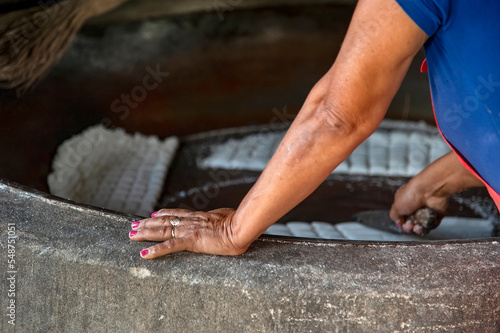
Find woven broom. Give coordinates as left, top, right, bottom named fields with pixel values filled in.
left=0, top=0, right=129, bottom=94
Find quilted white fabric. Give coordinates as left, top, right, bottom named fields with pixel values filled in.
left=264, top=217, right=493, bottom=241
left=48, top=125, right=179, bottom=217
left=202, top=120, right=451, bottom=177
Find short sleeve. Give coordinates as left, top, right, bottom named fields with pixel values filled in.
left=395, top=0, right=451, bottom=37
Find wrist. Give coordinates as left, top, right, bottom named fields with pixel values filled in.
left=401, top=165, right=452, bottom=212
left=415, top=152, right=475, bottom=200
left=433, top=154, right=484, bottom=195
left=229, top=211, right=261, bottom=251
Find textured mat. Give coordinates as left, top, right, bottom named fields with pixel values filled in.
left=48, top=125, right=179, bottom=217
left=264, top=217, right=494, bottom=241
left=202, top=120, right=451, bottom=176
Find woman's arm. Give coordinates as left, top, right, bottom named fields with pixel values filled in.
left=390, top=151, right=485, bottom=234
left=131, top=0, right=429, bottom=257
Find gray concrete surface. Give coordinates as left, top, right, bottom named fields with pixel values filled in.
left=0, top=179, right=499, bottom=332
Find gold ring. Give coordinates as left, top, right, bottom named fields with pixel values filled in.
left=170, top=217, right=180, bottom=227
left=171, top=226, right=176, bottom=239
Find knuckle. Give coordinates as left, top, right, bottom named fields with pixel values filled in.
left=193, top=211, right=208, bottom=218
left=158, top=215, right=169, bottom=226
left=149, top=245, right=160, bottom=256
left=162, top=241, right=175, bottom=250
left=174, top=208, right=192, bottom=216
left=157, top=208, right=168, bottom=215
left=185, top=239, right=195, bottom=252
left=158, top=226, right=169, bottom=238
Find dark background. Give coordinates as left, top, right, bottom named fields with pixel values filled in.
left=0, top=2, right=432, bottom=192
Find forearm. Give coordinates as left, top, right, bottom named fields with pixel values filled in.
left=231, top=76, right=391, bottom=248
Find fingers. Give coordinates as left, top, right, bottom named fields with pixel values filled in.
left=129, top=225, right=176, bottom=242
left=401, top=221, right=426, bottom=235
left=153, top=208, right=207, bottom=219
left=130, top=214, right=198, bottom=241
left=129, top=213, right=193, bottom=259
left=391, top=201, right=432, bottom=235
left=401, top=221, right=412, bottom=233
left=132, top=210, right=207, bottom=231
left=391, top=182, right=446, bottom=235
left=133, top=216, right=184, bottom=230
left=129, top=207, right=242, bottom=258
left=390, top=184, right=419, bottom=223
left=389, top=205, right=404, bottom=226
left=390, top=181, right=441, bottom=235
left=389, top=204, right=408, bottom=232
left=140, top=238, right=191, bottom=259
left=412, top=224, right=424, bottom=234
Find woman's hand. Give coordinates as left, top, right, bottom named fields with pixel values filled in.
left=129, top=208, right=249, bottom=258
left=390, top=180, right=448, bottom=234
left=390, top=152, right=485, bottom=234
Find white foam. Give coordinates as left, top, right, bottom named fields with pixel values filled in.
left=407, top=132, right=430, bottom=176
left=388, top=131, right=409, bottom=176
left=429, top=135, right=451, bottom=163
left=349, top=141, right=369, bottom=174
left=202, top=120, right=451, bottom=178
left=265, top=217, right=493, bottom=241
left=367, top=131, right=389, bottom=175
left=48, top=125, right=179, bottom=217
left=333, top=160, right=350, bottom=174
left=286, top=222, right=319, bottom=238
left=311, top=222, right=345, bottom=239
left=264, top=223, right=293, bottom=237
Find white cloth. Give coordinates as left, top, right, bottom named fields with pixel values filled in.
left=48, top=125, right=178, bottom=217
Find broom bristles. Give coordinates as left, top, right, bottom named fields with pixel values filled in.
left=0, top=1, right=90, bottom=94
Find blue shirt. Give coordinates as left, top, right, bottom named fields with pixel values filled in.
left=396, top=0, right=500, bottom=192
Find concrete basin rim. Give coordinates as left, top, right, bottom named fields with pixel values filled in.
left=2, top=178, right=498, bottom=249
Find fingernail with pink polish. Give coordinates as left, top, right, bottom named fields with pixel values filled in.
left=140, top=249, right=149, bottom=257
left=151, top=211, right=158, bottom=218
left=129, top=230, right=138, bottom=237
left=131, top=221, right=140, bottom=229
